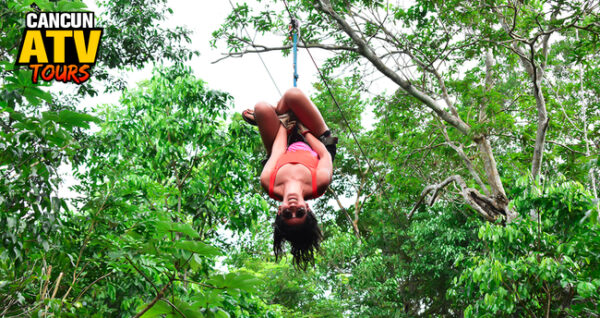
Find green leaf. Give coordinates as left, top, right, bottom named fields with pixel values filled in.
left=170, top=299, right=204, bottom=318
left=173, top=240, right=221, bottom=256
left=138, top=300, right=171, bottom=317
left=577, top=281, right=596, bottom=298
left=42, top=111, right=60, bottom=122
left=58, top=110, right=101, bottom=128
left=214, top=309, right=230, bottom=318
left=23, top=87, right=53, bottom=105
left=171, top=223, right=200, bottom=239
left=156, top=221, right=200, bottom=238
left=56, top=0, right=88, bottom=11
left=207, top=272, right=261, bottom=292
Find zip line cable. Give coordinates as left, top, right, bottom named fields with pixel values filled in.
left=281, top=0, right=393, bottom=208
left=228, top=0, right=282, bottom=97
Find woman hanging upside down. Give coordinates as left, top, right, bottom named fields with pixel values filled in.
left=242, top=88, right=337, bottom=269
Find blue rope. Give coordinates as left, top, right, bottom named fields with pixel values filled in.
left=293, top=31, right=298, bottom=87
left=290, top=18, right=299, bottom=87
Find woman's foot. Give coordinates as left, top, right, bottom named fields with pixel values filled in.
left=242, top=109, right=257, bottom=126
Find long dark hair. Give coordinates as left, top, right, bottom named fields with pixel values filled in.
left=273, top=209, right=323, bottom=270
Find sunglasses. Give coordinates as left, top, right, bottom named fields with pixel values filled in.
left=281, top=207, right=306, bottom=219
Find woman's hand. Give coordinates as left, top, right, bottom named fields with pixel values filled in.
left=297, top=121, right=310, bottom=136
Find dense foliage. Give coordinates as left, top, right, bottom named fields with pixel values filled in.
left=2, top=0, right=600, bottom=317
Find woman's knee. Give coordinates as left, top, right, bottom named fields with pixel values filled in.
left=282, top=87, right=306, bottom=105
left=254, top=101, right=274, bottom=118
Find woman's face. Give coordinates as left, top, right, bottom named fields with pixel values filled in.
left=278, top=194, right=308, bottom=226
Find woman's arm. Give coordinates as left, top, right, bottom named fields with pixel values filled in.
left=260, top=124, right=288, bottom=190
left=304, top=133, right=333, bottom=195
left=304, top=132, right=328, bottom=158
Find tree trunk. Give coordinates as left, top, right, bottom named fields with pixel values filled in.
left=531, top=74, right=550, bottom=180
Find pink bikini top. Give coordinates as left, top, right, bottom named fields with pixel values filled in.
left=268, top=142, right=320, bottom=201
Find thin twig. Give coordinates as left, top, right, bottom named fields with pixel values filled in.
left=125, top=256, right=160, bottom=294
left=133, top=282, right=172, bottom=318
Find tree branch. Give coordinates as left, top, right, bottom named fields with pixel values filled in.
left=73, top=272, right=113, bottom=303
left=408, top=174, right=508, bottom=222
left=125, top=256, right=160, bottom=294
left=328, top=188, right=361, bottom=239
left=547, top=140, right=587, bottom=155
left=212, top=41, right=358, bottom=64
left=315, top=0, right=471, bottom=135
left=162, top=298, right=188, bottom=318
left=133, top=282, right=172, bottom=318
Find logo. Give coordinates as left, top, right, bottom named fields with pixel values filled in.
left=16, top=9, right=103, bottom=84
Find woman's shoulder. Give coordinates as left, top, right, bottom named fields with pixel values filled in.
left=260, top=165, right=274, bottom=192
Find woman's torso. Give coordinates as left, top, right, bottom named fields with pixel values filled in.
left=268, top=142, right=319, bottom=200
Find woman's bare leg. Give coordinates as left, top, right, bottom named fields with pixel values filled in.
left=254, top=101, right=281, bottom=155
left=276, top=88, right=329, bottom=137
